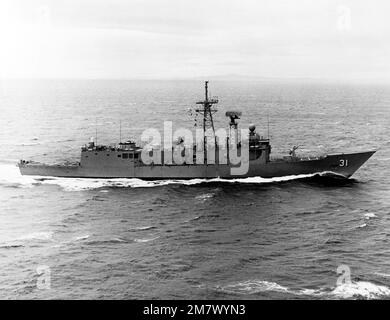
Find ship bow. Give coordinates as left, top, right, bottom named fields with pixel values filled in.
left=329, top=150, right=376, bottom=178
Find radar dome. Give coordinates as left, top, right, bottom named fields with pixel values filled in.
left=249, top=124, right=256, bottom=132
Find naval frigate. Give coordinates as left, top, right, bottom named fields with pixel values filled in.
left=18, top=81, right=375, bottom=179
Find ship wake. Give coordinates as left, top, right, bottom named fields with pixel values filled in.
left=0, top=163, right=347, bottom=191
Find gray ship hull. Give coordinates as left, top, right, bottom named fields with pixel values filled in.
left=18, top=151, right=375, bottom=180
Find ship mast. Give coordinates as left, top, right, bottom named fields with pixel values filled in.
left=195, top=81, right=218, bottom=154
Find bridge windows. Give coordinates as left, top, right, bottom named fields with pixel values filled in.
left=121, top=153, right=136, bottom=159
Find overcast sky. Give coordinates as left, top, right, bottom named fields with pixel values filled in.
left=0, top=0, right=389, bottom=81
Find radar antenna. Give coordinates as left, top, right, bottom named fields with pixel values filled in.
left=225, top=111, right=242, bottom=145
left=195, top=81, right=218, bottom=133
left=194, top=81, right=219, bottom=151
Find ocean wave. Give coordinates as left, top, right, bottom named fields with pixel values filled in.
left=52, top=235, right=130, bottom=248
left=219, top=280, right=289, bottom=295
left=374, top=272, right=390, bottom=278
left=323, top=237, right=343, bottom=245
left=134, top=236, right=160, bottom=243
left=184, top=216, right=201, bottom=223
left=17, top=142, right=41, bottom=146
left=84, top=237, right=127, bottom=245
left=217, top=279, right=390, bottom=299
left=195, top=193, right=215, bottom=201
left=15, top=231, right=54, bottom=241
left=331, top=281, right=390, bottom=299
left=0, top=244, right=24, bottom=249
left=0, top=231, right=54, bottom=250
left=364, top=213, right=377, bottom=220
left=0, top=163, right=336, bottom=191
left=129, top=226, right=156, bottom=231
left=54, top=234, right=159, bottom=247
left=74, top=235, right=90, bottom=241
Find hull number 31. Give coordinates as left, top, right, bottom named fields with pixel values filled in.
left=339, top=159, right=349, bottom=167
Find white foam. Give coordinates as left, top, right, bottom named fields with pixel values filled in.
left=40, top=177, right=150, bottom=191
left=129, top=226, right=155, bottom=231
left=0, top=163, right=334, bottom=191
left=0, top=163, right=36, bottom=188
left=218, top=279, right=390, bottom=299
left=374, top=272, right=390, bottom=278
left=331, top=281, right=390, bottom=299
left=184, top=216, right=201, bottom=223
left=16, top=231, right=54, bottom=241
left=211, top=173, right=320, bottom=184
left=44, top=173, right=318, bottom=191
left=220, top=280, right=289, bottom=295
left=134, top=236, right=160, bottom=243
left=195, top=193, right=215, bottom=201
left=364, top=213, right=377, bottom=220
left=0, top=231, right=55, bottom=249
left=74, top=235, right=90, bottom=241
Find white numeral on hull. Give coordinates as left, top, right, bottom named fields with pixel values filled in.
left=339, top=159, right=349, bottom=167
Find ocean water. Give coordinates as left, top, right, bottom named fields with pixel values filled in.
left=0, top=79, right=389, bottom=299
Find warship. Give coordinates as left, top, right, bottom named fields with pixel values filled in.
left=19, top=81, right=375, bottom=180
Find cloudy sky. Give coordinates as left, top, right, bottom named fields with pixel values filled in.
left=0, top=0, right=389, bottom=81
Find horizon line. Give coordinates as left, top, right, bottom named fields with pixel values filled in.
left=1, top=75, right=390, bottom=85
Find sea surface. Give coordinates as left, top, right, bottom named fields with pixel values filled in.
left=0, top=79, right=389, bottom=299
